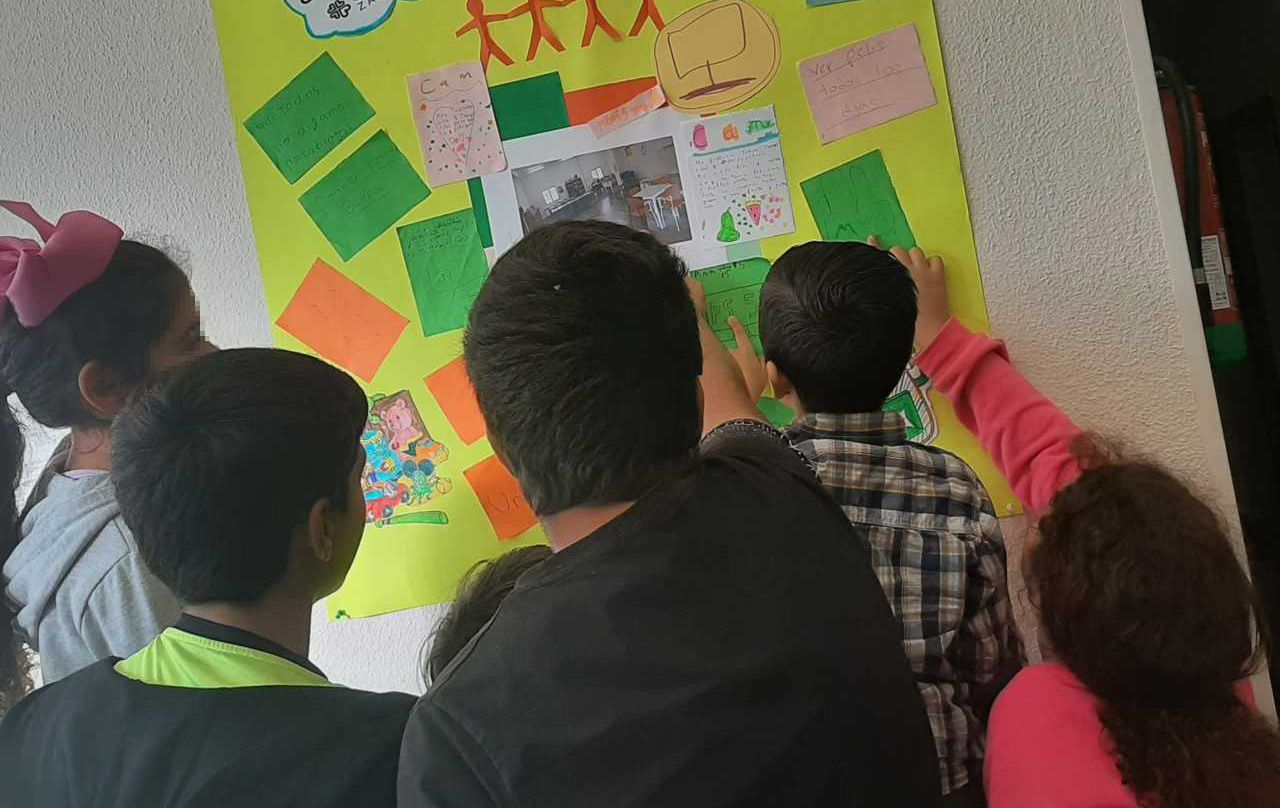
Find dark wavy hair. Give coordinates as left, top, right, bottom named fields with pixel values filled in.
left=0, top=241, right=189, bottom=717
left=1029, top=441, right=1280, bottom=808
left=464, top=221, right=700, bottom=515
left=423, top=545, right=553, bottom=686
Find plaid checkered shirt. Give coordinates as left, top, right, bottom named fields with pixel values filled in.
left=786, top=411, right=1022, bottom=796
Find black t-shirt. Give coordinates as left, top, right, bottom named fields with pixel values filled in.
left=0, top=640, right=415, bottom=807
left=399, top=425, right=942, bottom=808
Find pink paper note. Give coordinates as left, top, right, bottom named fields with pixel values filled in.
left=588, top=84, right=667, bottom=138
left=407, top=62, right=507, bottom=187
left=798, top=24, right=937, bottom=145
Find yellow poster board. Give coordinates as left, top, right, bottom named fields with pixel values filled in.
left=211, top=0, right=1017, bottom=619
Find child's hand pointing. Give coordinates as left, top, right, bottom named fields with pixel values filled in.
left=727, top=316, right=767, bottom=401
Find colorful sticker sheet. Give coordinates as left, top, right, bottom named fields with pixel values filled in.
left=211, top=0, right=1015, bottom=619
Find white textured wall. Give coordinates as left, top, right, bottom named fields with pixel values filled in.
left=937, top=1, right=1229, bottom=497
left=0, top=1, right=1262, bottom=706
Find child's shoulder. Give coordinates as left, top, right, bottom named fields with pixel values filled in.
left=897, top=440, right=1000, bottom=521
left=990, top=663, right=1104, bottom=756
left=798, top=431, right=999, bottom=523
left=905, top=439, right=977, bottom=475
left=905, top=440, right=994, bottom=493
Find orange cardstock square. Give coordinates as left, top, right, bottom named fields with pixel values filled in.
left=276, top=259, right=408, bottom=382
left=425, top=356, right=487, bottom=445
left=464, top=455, right=537, bottom=541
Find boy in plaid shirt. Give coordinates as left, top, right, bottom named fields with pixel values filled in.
left=749, top=240, right=1022, bottom=807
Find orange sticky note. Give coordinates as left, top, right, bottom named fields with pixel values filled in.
left=276, top=260, right=408, bottom=382
left=464, top=455, right=537, bottom=541
left=564, top=77, right=659, bottom=126
left=425, top=357, right=487, bottom=445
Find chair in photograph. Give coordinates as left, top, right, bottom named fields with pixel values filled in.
left=626, top=194, right=651, bottom=230
left=660, top=186, right=685, bottom=229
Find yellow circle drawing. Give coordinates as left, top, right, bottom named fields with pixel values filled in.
left=653, top=0, right=782, bottom=115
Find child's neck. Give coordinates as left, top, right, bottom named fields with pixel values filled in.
left=543, top=501, right=638, bottom=551
left=65, top=426, right=113, bottom=472
left=185, top=583, right=315, bottom=660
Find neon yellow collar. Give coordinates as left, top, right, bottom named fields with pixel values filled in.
left=115, top=627, right=334, bottom=689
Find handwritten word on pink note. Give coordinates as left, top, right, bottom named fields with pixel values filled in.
left=798, top=24, right=937, bottom=145
left=408, top=62, right=506, bottom=188
left=589, top=84, right=667, bottom=138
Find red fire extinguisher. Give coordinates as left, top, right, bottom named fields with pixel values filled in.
left=1157, top=58, right=1246, bottom=365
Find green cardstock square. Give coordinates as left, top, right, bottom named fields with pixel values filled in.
left=398, top=210, right=490, bottom=337
left=467, top=178, right=493, bottom=249
left=801, top=150, right=916, bottom=249
left=696, top=258, right=773, bottom=354
left=245, top=53, right=374, bottom=184
left=489, top=73, right=571, bottom=141
left=300, top=131, right=431, bottom=261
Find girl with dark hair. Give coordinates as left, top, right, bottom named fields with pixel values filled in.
left=0, top=201, right=213, bottom=713
left=422, top=545, right=553, bottom=686
left=898, top=242, right=1280, bottom=808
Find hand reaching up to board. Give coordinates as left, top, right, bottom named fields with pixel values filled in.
left=868, top=235, right=951, bottom=351
left=726, top=316, right=767, bottom=402
left=687, top=276, right=767, bottom=401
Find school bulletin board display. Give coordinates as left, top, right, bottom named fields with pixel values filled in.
left=211, top=0, right=1018, bottom=619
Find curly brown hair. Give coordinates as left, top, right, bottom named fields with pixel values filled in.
left=1029, top=450, right=1280, bottom=808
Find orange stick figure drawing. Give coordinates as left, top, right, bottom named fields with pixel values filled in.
left=508, top=0, right=569, bottom=61
left=629, top=0, right=665, bottom=37
left=456, top=0, right=517, bottom=71
left=575, top=0, right=622, bottom=47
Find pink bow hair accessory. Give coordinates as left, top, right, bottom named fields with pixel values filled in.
left=0, top=200, right=124, bottom=328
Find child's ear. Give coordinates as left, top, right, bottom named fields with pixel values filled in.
left=306, top=498, right=336, bottom=564
left=766, top=361, right=791, bottom=399
left=77, top=361, right=132, bottom=420
left=766, top=362, right=802, bottom=412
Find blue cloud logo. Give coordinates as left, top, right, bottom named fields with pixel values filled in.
left=284, top=0, right=419, bottom=39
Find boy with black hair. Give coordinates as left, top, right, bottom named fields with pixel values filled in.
left=0, top=348, right=415, bottom=808
left=757, top=240, right=1021, bottom=807
left=399, top=221, right=942, bottom=808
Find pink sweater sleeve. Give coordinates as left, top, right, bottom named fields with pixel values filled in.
left=915, top=320, right=1083, bottom=515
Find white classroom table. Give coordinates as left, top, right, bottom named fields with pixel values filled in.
left=632, top=183, right=673, bottom=229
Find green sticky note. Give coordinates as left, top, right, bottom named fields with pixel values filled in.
left=490, top=73, right=570, bottom=141
left=801, top=150, right=916, bottom=249
left=725, top=240, right=763, bottom=262
left=468, top=177, right=493, bottom=249
left=758, top=397, right=795, bottom=429
left=398, top=210, right=490, bottom=337
left=300, top=131, right=430, bottom=261
left=696, top=258, right=773, bottom=354
left=244, top=53, right=374, bottom=184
